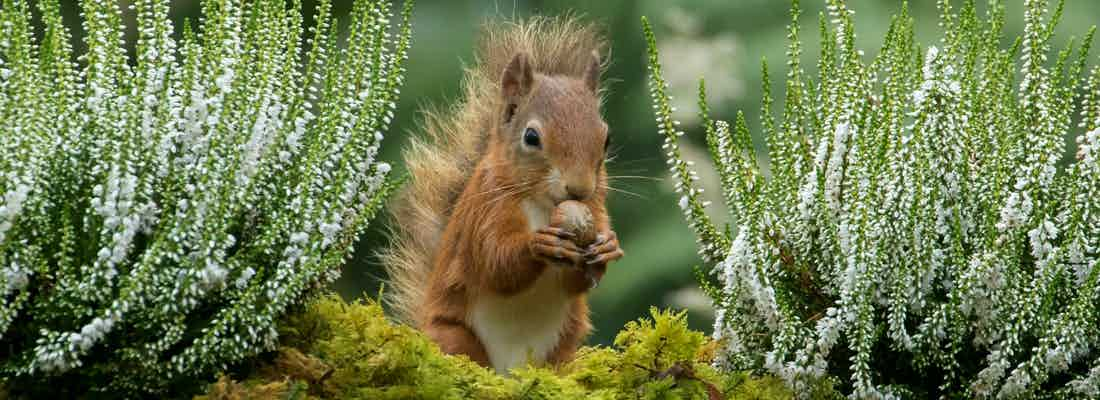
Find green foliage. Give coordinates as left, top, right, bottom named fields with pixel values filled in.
left=198, top=294, right=804, bottom=400
left=0, top=0, right=411, bottom=395
left=647, top=0, right=1100, bottom=398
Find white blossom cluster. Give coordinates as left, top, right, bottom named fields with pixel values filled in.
left=0, top=0, right=410, bottom=395
left=648, top=0, right=1099, bottom=398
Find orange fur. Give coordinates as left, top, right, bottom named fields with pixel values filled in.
left=382, top=17, right=623, bottom=372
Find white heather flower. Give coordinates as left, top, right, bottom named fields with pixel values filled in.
left=1066, top=240, right=1091, bottom=286
left=200, top=262, right=228, bottom=290
left=796, top=132, right=831, bottom=224
left=0, top=182, right=32, bottom=242
left=814, top=308, right=843, bottom=354
left=911, top=88, right=927, bottom=105
left=824, top=120, right=852, bottom=214
left=923, top=46, right=939, bottom=77
left=3, top=262, right=30, bottom=294
left=1027, top=219, right=1058, bottom=260
left=721, top=228, right=781, bottom=331
left=289, top=232, right=309, bottom=245
left=711, top=306, right=727, bottom=341
left=1045, top=347, right=1071, bottom=373
left=236, top=99, right=281, bottom=187
left=235, top=267, right=255, bottom=289
left=319, top=221, right=341, bottom=247
left=999, top=368, right=1032, bottom=398
left=214, top=68, right=235, bottom=92
left=997, top=191, right=1033, bottom=232
left=1069, top=361, right=1100, bottom=396
left=972, top=352, right=1011, bottom=397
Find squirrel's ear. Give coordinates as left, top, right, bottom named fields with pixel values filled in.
left=501, top=51, right=534, bottom=102
left=583, top=50, right=601, bottom=93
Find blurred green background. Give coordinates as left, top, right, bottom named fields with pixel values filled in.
left=52, top=0, right=1100, bottom=345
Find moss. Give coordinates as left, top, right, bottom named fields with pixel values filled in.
left=197, top=294, right=812, bottom=399
left=198, top=375, right=306, bottom=400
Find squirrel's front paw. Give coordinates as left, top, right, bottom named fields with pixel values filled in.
left=584, top=230, right=623, bottom=265
left=531, top=226, right=586, bottom=266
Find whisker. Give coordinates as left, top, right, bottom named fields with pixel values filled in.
left=607, top=156, right=660, bottom=165
left=606, top=165, right=659, bottom=176
left=453, top=180, right=532, bottom=209
left=471, top=187, right=523, bottom=210
left=600, top=184, right=646, bottom=199
left=486, top=178, right=545, bottom=207
left=481, top=185, right=532, bottom=210
left=464, top=182, right=527, bottom=201
left=475, top=160, right=523, bottom=169
left=605, top=175, right=662, bottom=181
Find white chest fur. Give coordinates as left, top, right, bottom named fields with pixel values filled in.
left=468, top=199, right=571, bottom=373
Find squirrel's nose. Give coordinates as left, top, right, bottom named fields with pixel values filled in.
left=566, top=184, right=593, bottom=201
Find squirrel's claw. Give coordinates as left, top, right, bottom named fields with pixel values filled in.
left=537, top=226, right=575, bottom=240
left=586, top=250, right=624, bottom=265
left=531, top=228, right=585, bottom=265
left=532, top=243, right=585, bottom=265
left=585, top=230, right=622, bottom=265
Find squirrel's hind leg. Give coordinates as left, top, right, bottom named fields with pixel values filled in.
left=425, top=320, right=491, bottom=368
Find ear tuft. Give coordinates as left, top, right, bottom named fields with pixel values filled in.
left=583, top=50, right=601, bottom=93
left=501, top=52, right=534, bottom=101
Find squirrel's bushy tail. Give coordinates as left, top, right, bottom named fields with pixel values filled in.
left=381, top=16, right=606, bottom=324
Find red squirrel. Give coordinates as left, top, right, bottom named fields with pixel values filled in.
left=383, top=18, right=623, bottom=373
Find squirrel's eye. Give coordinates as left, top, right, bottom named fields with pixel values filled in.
left=523, top=127, right=541, bottom=148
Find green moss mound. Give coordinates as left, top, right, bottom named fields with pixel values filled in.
left=196, top=294, right=816, bottom=399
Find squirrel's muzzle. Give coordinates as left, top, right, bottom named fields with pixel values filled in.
left=563, top=172, right=595, bottom=201
left=566, top=184, right=592, bottom=201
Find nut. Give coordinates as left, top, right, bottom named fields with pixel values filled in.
left=550, top=200, right=596, bottom=247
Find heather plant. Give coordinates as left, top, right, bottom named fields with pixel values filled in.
left=646, top=0, right=1099, bottom=398
left=0, top=0, right=410, bottom=395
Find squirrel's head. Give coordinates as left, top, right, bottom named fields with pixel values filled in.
left=495, top=51, right=608, bottom=205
